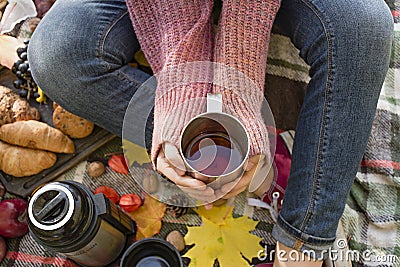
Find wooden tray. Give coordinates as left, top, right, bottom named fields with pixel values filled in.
left=0, top=92, right=116, bottom=197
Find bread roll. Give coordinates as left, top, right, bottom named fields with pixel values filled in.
left=0, top=86, right=40, bottom=126
left=0, top=141, right=57, bottom=177
left=53, top=106, right=94, bottom=139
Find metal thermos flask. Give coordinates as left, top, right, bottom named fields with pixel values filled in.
left=27, top=181, right=136, bottom=267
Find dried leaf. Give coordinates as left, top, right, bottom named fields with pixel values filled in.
left=122, top=140, right=151, bottom=166
left=134, top=50, right=150, bottom=67
left=128, top=194, right=166, bottom=239
left=184, top=204, right=262, bottom=267
left=108, top=155, right=129, bottom=174
left=195, top=204, right=233, bottom=225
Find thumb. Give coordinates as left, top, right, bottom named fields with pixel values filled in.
left=163, top=142, right=187, bottom=176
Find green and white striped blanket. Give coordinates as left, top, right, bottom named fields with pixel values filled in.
left=340, top=2, right=400, bottom=266
left=267, top=2, right=400, bottom=265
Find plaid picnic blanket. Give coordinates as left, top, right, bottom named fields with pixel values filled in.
left=340, top=2, right=400, bottom=267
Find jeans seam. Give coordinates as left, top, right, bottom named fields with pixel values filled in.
left=277, top=214, right=336, bottom=245
left=97, top=10, right=130, bottom=72
left=298, top=0, right=335, bottom=238
left=116, top=70, right=144, bottom=88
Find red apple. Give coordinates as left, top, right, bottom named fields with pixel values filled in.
left=0, top=236, right=5, bottom=263
left=0, top=199, right=28, bottom=238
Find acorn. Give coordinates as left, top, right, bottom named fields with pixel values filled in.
left=142, top=173, right=159, bottom=193
left=166, top=230, right=185, bottom=252
left=87, top=161, right=105, bottom=178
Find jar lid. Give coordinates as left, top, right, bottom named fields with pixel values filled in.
left=28, top=183, right=75, bottom=231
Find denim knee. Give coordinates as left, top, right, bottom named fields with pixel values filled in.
left=28, top=5, right=105, bottom=107
left=327, top=0, right=394, bottom=96
left=326, top=0, right=394, bottom=56
left=28, top=0, right=150, bottom=137
left=272, top=0, right=394, bottom=260
left=28, top=29, right=82, bottom=96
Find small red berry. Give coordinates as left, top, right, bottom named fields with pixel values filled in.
left=94, top=186, right=120, bottom=204
left=119, top=194, right=142, bottom=213
left=108, top=155, right=129, bottom=174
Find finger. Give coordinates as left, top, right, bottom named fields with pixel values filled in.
left=220, top=169, right=253, bottom=193
left=222, top=186, right=247, bottom=199
left=248, top=154, right=265, bottom=168
left=244, top=159, right=255, bottom=172
left=157, top=154, right=205, bottom=188
left=179, top=186, right=214, bottom=197
left=192, top=171, right=211, bottom=183
left=213, top=189, right=226, bottom=200
left=222, top=178, right=254, bottom=199
left=215, top=190, right=238, bottom=201
left=219, top=183, right=247, bottom=199
left=184, top=187, right=218, bottom=203
left=221, top=179, right=240, bottom=193
left=207, top=171, right=237, bottom=191
left=204, top=203, right=213, bottom=210
left=163, top=142, right=186, bottom=176
left=187, top=192, right=217, bottom=202
left=222, top=186, right=248, bottom=199
left=253, top=161, right=271, bottom=183
left=248, top=161, right=275, bottom=195
left=208, top=155, right=265, bottom=191
left=220, top=155, right=268, bottom=198
left=244, top=154, right=267, bottom=182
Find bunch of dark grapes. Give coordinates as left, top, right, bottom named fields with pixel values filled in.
left=11, top=40, right=41, bottom=101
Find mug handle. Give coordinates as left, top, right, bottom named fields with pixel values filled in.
left=207, top=93, right=222, bottom=113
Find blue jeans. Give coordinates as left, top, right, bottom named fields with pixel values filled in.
left=28, top=0, right=393, bottom=259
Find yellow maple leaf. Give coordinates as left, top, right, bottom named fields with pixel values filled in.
left=128, top=194, right=166, bottom=240
left=195, top=204, right=233, bottom=225
left=122, top=139, right=150, bottom=165
left=184, top=204, right=262, bottom=267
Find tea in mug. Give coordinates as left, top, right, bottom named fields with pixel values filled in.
left=184, top=132, right=244, bottom=176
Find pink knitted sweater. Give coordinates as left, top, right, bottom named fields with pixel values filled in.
left=127, top=0, right=281, bottom=164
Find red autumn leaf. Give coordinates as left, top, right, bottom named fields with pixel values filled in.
left=108, top=155, right=129, bottom=174
left=94, top=186, right=120, bottom=204
left=119, top=194, right=142, bottom=212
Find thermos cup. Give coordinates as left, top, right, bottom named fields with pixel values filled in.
left=27, top=181, right=136, bottom=267
left=120, top=238, right=183, bottom=267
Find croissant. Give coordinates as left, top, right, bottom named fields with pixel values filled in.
left=0, top=120, right=75, bottom=153
left=0, top=141, right=57, bottom=177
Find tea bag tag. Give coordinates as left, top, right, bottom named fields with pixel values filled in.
left=207, top=94, right=222, bottom=113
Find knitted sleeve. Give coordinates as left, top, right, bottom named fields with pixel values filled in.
left=126, top=0, right=214, bottom=163
left=213, top=0, right=281, bottom=157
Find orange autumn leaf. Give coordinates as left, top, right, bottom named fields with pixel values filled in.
left=127, top=194, right=166, bottom=239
